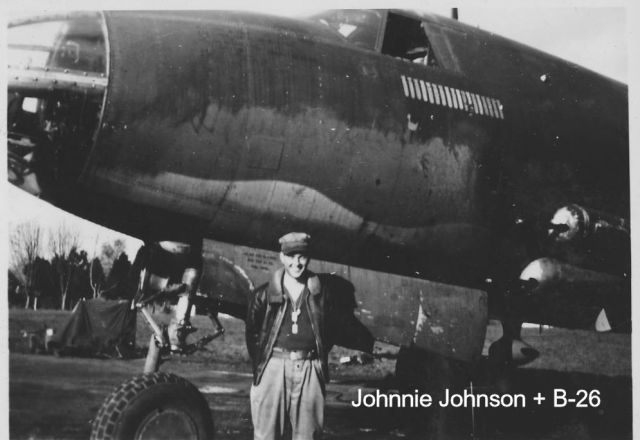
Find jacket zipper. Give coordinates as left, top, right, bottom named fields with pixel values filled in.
left=306, top=291, right=322, bottom=356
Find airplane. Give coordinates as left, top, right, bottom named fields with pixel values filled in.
left=7, top=8, right=629, bottom=439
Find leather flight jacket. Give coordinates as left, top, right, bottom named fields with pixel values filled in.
left=246, top=267, right=375, bottom=385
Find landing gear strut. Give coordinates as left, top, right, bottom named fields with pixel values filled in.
left=91, top=240, right=225, bottom=440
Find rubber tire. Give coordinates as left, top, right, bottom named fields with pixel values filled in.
left=90, top=372, right=214, bottom=440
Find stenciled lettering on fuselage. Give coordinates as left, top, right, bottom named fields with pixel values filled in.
left=401, top=75, right=504, bottom=120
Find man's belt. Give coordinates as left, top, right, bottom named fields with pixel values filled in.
left=271, top=347, right=317, bottom=361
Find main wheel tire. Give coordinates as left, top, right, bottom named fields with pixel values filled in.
left=90, top=372, right=214, bottom=440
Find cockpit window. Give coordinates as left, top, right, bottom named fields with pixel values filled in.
left=381, top=12, right=438, bottom=67
left=309, top=9, right=383, bottom=51
left=309, top=10, right=438, bottom=67
left=9, top=14, right=106, bottom=74
left=7, top=14, right=108, bottom=192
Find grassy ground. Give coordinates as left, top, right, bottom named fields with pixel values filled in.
left=9, top=307, right=631, bottom=377
left=9, top=306, right=253, bottom=363
left=8, top=306, right=397, bottom=378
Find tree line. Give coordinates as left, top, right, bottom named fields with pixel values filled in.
left=8, top=221, right=138, bottom=310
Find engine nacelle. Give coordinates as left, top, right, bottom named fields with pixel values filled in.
left=517, top=258, right=629, bottom=332
left=548, top=204, right=629, bottom=243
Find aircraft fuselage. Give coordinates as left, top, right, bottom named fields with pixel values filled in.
left=8, top=10, right=629, bottom=293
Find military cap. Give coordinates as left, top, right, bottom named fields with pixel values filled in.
left=279, top=232, right=311, bottom=255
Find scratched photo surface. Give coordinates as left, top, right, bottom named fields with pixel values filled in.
left=5, top=5, right=631, bottom=440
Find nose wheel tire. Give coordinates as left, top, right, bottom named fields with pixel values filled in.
left=90, top=372, right=214, bottom=440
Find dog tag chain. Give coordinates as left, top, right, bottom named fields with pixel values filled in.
left=291, top=310, right=300, bottom=334
left=291, top=291, right=305, bottom=335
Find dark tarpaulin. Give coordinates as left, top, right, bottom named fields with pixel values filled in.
left=51, top=298, right=136, bottom=357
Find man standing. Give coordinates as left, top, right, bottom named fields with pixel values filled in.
left=245, top=232, right=328, bottom=440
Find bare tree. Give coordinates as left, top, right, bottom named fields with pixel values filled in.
left=9, top=221, right=42, bottom=309
left=49, top=222, right=80, bottom=259
left=89, top=234, right=104, bottom=298
left=49, top=223, right=81, bottom=310
left=90, top=257, right=106, bottom=298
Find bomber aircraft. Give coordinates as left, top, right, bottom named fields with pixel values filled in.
left=7, top=8, right=629, bottom=440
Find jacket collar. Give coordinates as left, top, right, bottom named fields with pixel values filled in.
left=268, top=267, right=321, bottom=303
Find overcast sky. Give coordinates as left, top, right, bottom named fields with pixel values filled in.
left=3, top=2, right=636, bottom=254
left=443, top=6, right=627, bottom=82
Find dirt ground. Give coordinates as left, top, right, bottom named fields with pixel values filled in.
left=9, top=352, right=632, bottom=440
left=8, top=309, right=632, bottom=440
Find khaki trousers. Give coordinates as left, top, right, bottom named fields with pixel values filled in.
left=250, top=357, right=325, bottom=440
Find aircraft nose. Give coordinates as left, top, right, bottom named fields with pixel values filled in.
left=7, top=13, right=108, bottom=198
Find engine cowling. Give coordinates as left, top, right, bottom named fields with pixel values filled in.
left=548, top=204, right=629, bottom=243
left=516, top=258, right=629, bottom=332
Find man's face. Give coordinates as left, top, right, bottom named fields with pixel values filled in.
left=280, top=252, right=310, bottom=280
